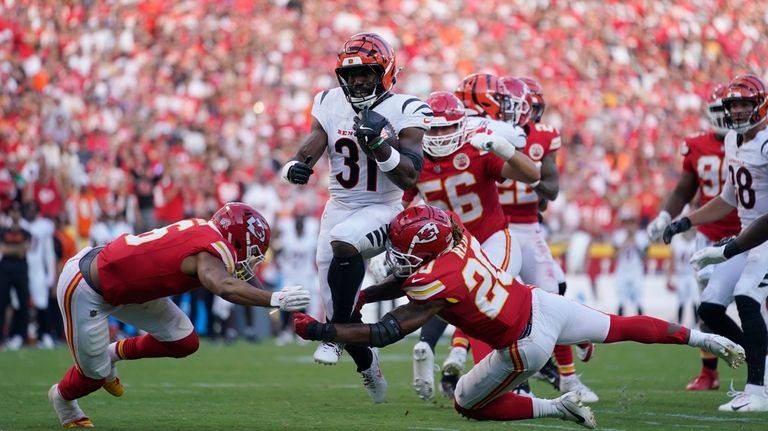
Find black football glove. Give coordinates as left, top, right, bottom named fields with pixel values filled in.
left=353, top=107, right=389, bottom=149
left=662, top=217, right=692, bottom=244
left=286, top=159, right=313, bottom=185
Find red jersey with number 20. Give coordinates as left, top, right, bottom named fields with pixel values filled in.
left=681, top=132, right=740, bottom=241
left=402, top=145, right=507, bottom=243
left=97, top=219, right=237, bottom=306
left=402, top=230, right=533, bottom=349
left=499, top=122, right=561, bottom=223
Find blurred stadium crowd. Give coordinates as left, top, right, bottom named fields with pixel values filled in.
left=1, top=0, right=767, bottom=345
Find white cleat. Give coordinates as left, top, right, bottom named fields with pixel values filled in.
left=718, top=383, right=768, bottom=412
left=575, top=343, right=595, bottom=362
left=313, top=341, right=344, bottom=365
left=441, top=346, right=468, bottom=376
left=702, top=335, right=745, bottom=369
left=560, top=374, right=599, bottom=403
left=48, top=384, right=94, bottom=428
left=412, top=341, right=435, bottom=401
left=554, top=391, right=597, bottom=429
left=361, top=348, right=388, bottom=403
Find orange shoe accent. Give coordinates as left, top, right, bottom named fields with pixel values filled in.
left=685, top=369, right=719, bottom=391
left=63, top=417, right=94, bottom=428
left=103, top=377, right=124, bottom=397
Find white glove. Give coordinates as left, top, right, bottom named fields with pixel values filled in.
left=270, top=285, right=311, bottom=311
left=468, top=131, right=516, bottom=160
left=368, top=254, right=391, bottom=284
left=647, top=210, right=671, bottom=242
left=690, top=245, right=728, bottom=272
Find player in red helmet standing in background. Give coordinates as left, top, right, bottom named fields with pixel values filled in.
left=646, top=84, right=741, bottom=391
left=48, top=203, right=310, bottom=428
left=294, top=204, right=744, bottom=427
left=403, top=90, right=539, bottom=400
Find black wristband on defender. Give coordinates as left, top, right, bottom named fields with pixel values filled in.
left=723, top=240, right=743, bottom=259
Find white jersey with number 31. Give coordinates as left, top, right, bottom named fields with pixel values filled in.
left=721, top=129, right=768, bottom=230
left=311, top=88, right=432, bottom=208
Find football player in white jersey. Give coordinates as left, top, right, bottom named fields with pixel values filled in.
left=21, top=204, right=57, bottom=349
left=280, top=33, right=431, bottom=403
left=664, top=74, right=768, bottom=411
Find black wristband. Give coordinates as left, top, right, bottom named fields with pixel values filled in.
left=723, top=240, right=743, bottom=259
left=308, top=322, right=337, bottom=342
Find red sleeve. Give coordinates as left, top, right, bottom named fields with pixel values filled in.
left=484, top=153, right=506, bottom=182
left=546, top=129, right=562, bottom=153
left=681, top=140, right=696, bottom=174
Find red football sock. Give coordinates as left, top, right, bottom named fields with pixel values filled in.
left=604, top=315, right=689, bottom=344
left=451, top=328, right=470, bottom=349
left=468, top=336, right=494, bottom=364
left=58, top=366, right=104, bottom=400
left=115, top=331, right=199, bottom=360
left=554, top=345, right=575, bottom=376
left=455, top=392, right=534, bottom=420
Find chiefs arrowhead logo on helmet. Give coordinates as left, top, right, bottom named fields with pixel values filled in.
left=212, top=202, right=271, bottom=281
left=386, top=205, right=457, bottom=278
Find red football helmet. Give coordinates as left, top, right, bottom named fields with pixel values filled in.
left=335, top=33, right=398, bottom=109
left=454, top=73, right=512, bottom=121
left=386, top=205, right=454, bottom=278
left=211, top=202, right=271, bottom=281
left=423, top=91, right=468, bottom=157
left=722, top=74, right=768, bottom=133
left=500, top=76, right=532, bottom=126
left=519, top=76, right=545, bottom=123
left=707, top=84, right=728, bottom=135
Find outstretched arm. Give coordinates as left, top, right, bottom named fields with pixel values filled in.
left=192, top=252, right=309, bottom=310
left=361, top=275, right=408, bottom=303
left=295, top=299, right=447, bottom=347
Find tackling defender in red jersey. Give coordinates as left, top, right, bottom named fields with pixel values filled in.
left=48, top=203, right=310, bottom=428
left=293, top=205, right=744, bottom=427
left=402, top=88, right=539, bottom=400
left=646, top=84, right=741, bottom=391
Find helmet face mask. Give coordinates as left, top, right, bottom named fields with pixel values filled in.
left=519, top=77, right=545, bottom=123
left=423, top=91, right=468, bottom=157
left=500, top=76, right=532, bottom=126
left=707, top=84, right=729, bottom=135
left=336, top=66, right=383, bottom=108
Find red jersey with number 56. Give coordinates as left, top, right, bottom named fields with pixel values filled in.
left=402, top=230, right=533, bottom=349
left=403, top=145, right=507, bottom=243
left=681, top=132, right=740, bottom=241
left=499, top=123, right=561, bottom=223
left=97, top=219, right=237, bottom=306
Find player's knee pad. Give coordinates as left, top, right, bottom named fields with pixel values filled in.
left=162, top=331, right=199, bottom=358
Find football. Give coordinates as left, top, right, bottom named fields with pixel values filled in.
left=359, top=121, right=399, bottom=160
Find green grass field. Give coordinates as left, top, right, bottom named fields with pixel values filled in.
left=1, top=338, right=766, bottom=430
